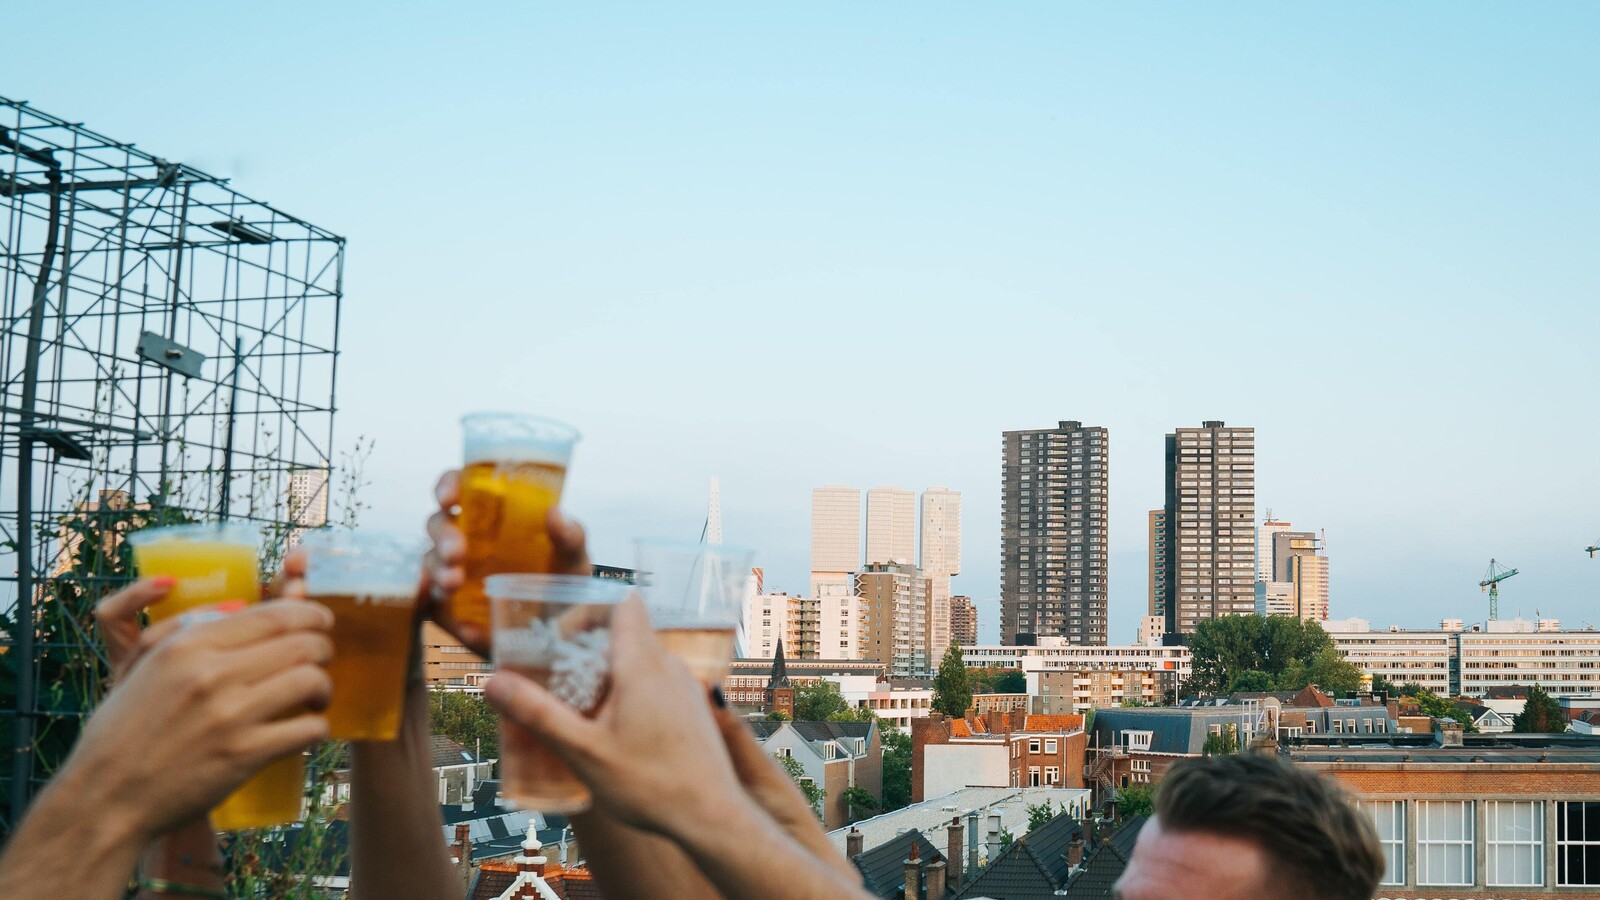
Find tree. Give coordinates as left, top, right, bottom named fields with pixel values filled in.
left=994, top=671, right=1028, bottom=694
left=1401, top=686, right=1480, bottom=733
left=881, top=728, right=913, bottom=812
left=1184, top=615, right=1362, bottom=697
left=1117, top=784, right=1155, bottom=819
left=1026, top=800, right=1058, bottom=833
left=765, top=710, right=791, bottom=722
left=793, top=680, right=851, bottom=722
left=777, top=753, right=825, bottom=821
left=429, top=690, right=500, bottom=762
left=1202, top=727, right=1239, bottom=756
left=842, top=786, right=879, bottom=823
left=932, top=644, right=973, bottom=718
left=1371, top=674, right=1401, bottom=696
left=1513, top=684, right=1565, bottom=734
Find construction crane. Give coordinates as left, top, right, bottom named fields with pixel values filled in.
left=1480, top=559, right=1520, bottom=621
left=1587, top=540, right=1600, bottom=558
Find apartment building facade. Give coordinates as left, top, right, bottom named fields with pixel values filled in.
left=949, top=595, right=978, bottom=647
left=1327, top=618, right=1600, bottom=698
left=1161, top=421, right=1256, bottom=635
left=858, top=562, right=930, bottom=678
left=1001, top=421, right=1109, bottom=645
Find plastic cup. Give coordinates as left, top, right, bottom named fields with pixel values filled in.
left=300, top=530, right=422, bottom=741
left=633, top=540, right=755, bottom=684
left=451, top=413, right=581, bottom=631
left=128, top=523, right=302, bottom=831
left=488, top=574, right=631, bottom=813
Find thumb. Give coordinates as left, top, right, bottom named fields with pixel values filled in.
left=485, top=671, right=604, bottom=768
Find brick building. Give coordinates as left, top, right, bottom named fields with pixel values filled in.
left=1287, top=728, right=1600, bottom=897
left=911, top=710, right=1087, bottom=804
left=751, top=719, right=882, bottom=830
left=1032, top=667, right=1176, bottom=714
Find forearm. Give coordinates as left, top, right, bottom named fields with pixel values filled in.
left=669, top=799, right=870, bottom=900
left=349, top=680, right=461, bottom=900
left=570, top=810, right=725, bottom=900
left=134, top=816, right=224, bottom=900
left=0, top=765, right=147, bottom=900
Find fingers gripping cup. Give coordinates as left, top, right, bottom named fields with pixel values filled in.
left=452, top=413, right=581, bottom=631
left=488, top=574, right=630, bottom=814
left=128, top=523, right=303, bottom=831
left=300, top=530, right=422, bottom=741
left=633, top=540, right=755, bottom=684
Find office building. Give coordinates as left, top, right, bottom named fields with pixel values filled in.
left=1289, top=553, right=1329, bottom=621
left=1161, top=421, right=1255, bottom=635
left=950, top=595, right=978, bottom=647
left=811, top=485, right=861, bottom=598
left=1327, top=617, right=1600, bottom=698
left=287, top=465, right=330, bottom=546
left=858, top=562, right=930, bottom=678
left=1254, top=580, right=1296, bottom=617
left=1147, top=509, right=1168, bottom=619
left=1255, top=517, right=1291, bottom=582
left=865, top=486, right=916, bottom=565
left=1001, top=421, right=1110, bottom=645
left=960, top=638, right=1192, bottom=689
left=919, top=487, right=961, bottom=663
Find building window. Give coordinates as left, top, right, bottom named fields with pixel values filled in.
left=1486, top=800, right=1544, bottom=887
left=1417, top=800, right=1474, bottom=886
left=1029, top=767, right=1041, bottom=787
left=1045, top=739, right=1058, bottom=753
left=1559, top=801, right=1600, bottom=886
left=1029, top=739, right=1041, bottom=753
left=1045, top=766, right=1060, bottom=785
left=1358, top=801, right=1405, bottom=886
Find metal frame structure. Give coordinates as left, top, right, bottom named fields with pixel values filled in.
left=0, top=96, right=343, bottom=829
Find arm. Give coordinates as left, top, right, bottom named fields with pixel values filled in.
left=670, top=797, right=871, bottom=900
left=348, top=674, right=462, bottom=900
left=0, top=763, right=148, bottom=900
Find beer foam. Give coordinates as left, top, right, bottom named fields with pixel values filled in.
left=496, top=620, right=611, bottom=712
left=462, top=436, right=573, bottom=467
left=304, top=560, right=419, bottom=598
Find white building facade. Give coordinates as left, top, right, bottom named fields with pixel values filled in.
left=810, top=485, right=861, bottom=598
left=1328, top=618, right=1600, bottom=698
left=919, top=487, right=961, bottom=667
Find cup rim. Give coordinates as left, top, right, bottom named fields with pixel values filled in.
left=485, top=573, right=633, bottom=604
left=460, top=411, right=581, bottom=442
left=125, top=522, right=259, bottom=547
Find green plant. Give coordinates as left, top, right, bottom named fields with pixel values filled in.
left=932, top=643, right=973, bottom=718
left=1116, top=783, right=1155, bottom=819
left=881, top=728, right=913, bottom=812
left=842, top=786, right=879, bottom=823
left=777, top=753, right=825, bottom=821
left=430, top=689, right=501, bottom=763
left=1026, top=800, right=1057, bottom=833
left=1513, top=684, right=1565, bottom=734
left=792, top=680, right=851, bottom=721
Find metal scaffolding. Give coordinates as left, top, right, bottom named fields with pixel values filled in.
left=0, top=96, right=344, bottom=829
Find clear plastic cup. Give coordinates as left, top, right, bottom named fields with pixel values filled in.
left=129, top=523, right=302, bottom=831
left=452, top=413, right=581, bottom=631
left=633, top=540, right=755, bottom=684
left=488, top=574, right=632, bottom=813
left=300, top=530, right=423, bottom=741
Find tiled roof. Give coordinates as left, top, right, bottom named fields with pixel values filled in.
left=1060, top=816, right=1146, bottom=899
left=468, top=865, right=517, bottom=900
left=1021, top=715, right=1084, bottom=733
left=431, top=734, right=483, bottom=768
left=951, top=719, right=972, bottom=738
left=953, top=813, right=1088, bottom=900
left=830, top=786, right=1091, bottom=859
left=852, top=829, right=944, bottom=899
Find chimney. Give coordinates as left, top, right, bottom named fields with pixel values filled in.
left=966, top=810, right=980, bottom=874
left=903, top=843, right=921, bottom=900
left=1067, top=831, right=1086, bottom=869
left=453, top=823, right=472, bottom=886
left=946, top=817, right=963, bottom=887
left=1436, top=718, right=1465, bottom=748
left=985, top=813, right=1004, bottom=862
left=925, top=858, right=947, bottom=898
left=847, top=826, right=865, bottom=859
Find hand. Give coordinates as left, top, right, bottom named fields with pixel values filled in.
left=484, top=597, right=741, bottom=837
left=66, top=599, right=335, bottom=842
left=422, top=468, right=591, bottom=656
left=94, top=577, right=175, bottom=684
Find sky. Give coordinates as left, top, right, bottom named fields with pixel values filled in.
left=6, top=3, right=1598, bottom=643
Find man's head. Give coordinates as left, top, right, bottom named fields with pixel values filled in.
left=1113, top=752, right=1383, bottom=900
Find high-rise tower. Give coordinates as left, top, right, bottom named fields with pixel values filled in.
left=1001, top=421, right=1110, bottom=644
left=1162, top=421, right=1256, bottom=635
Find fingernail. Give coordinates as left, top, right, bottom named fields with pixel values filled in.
left=150, top=576, right=178, bottom=590
left=216, top=600, right=249, bottom=614
left=711, top=686, right=727, bottom=708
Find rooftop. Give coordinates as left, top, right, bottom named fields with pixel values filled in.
left=829, top=786, right=1091, bottom=858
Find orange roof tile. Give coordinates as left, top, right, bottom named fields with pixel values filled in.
left=1020, top=714, right=1083, bottom=733
left=951, top=719, right=972, bottom=738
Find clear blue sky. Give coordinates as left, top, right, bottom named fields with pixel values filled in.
left=8, top=3, right=1598, bottom=642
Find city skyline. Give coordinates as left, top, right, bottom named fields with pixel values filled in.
left=7, top=5, right=1594, bottom=644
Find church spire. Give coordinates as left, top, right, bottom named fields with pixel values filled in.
left=767, top=637, right=791, bottom=690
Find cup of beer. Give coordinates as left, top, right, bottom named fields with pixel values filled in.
left=633, top=540, right=755, bottom=684
left=452, top=413, right=581, bottom=631
left=300, top=530, right=422, bottom=742
left=488, top=574, right=631, bottom=813
left=127, top=523, right=303, bottom=831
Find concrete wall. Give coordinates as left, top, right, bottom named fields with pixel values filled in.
left=924, top=744, right=1010, bottom=800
